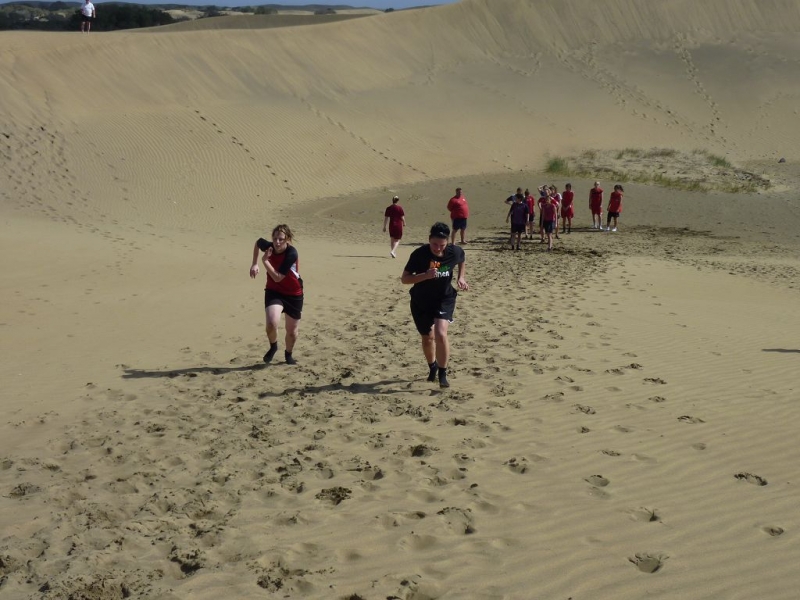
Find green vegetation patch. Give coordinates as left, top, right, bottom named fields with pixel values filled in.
left=545, top=148, right=768, bottom=193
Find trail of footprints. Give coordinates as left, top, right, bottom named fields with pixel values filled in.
left=297, top=96, right=428, bottom=177
left=193, top=108, right=295, bottom=197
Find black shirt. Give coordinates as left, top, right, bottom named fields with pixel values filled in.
left=404, top=243, right=465, bottom=303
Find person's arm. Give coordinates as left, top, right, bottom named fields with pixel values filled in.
left=401, top=216, right=406, bottom=227
left=401, top=268, right=436, bottom=285
left=92, top=5, right=95, bottom=16
left=383, top=215, right=389, bottom=232
left=506, top=206, right=512, bottom=223
left=250, top=239, right=265, bottom=278
left=456, top=261, right=469, bottom=291
left=262, top=250, right=284, bottom=283
left=264, top=245, right=298, bottom=283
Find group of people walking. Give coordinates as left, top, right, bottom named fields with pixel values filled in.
left=505, top=181, right=624, bottom=250
left=247, top=180, right=624, bottom=387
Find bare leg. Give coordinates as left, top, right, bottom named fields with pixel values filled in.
left=265, top=304, right=282, bottom=344
left=433, top=319, right=450, bottom=368
left=263, top=304, right=283, bottom=362
left=284, top=315, right=299, bottom=352
left=421, top=331, right=435, bottom=365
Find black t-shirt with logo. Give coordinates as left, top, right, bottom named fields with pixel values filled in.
left=404, top=243, right=465, bottom=304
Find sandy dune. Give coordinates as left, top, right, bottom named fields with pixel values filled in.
left=2, top=0, right=800, bottom=598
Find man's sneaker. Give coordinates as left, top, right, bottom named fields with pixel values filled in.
left=612, top=227, right=617, bottom=232
left=438, top=372, right=450, bottom=388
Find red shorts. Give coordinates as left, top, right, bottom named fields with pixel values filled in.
left=590, top=202, right=602, bottom=215
left=389, top=226, right=403, bottom=240
left=561, top=206, right=574, bottom=219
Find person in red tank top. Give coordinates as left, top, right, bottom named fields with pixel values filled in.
left=249, top=224, right=303, bottom=365
left=383, top=195, right=406, bottom=258
left=560, top=183, right=575, bottom=234
left=446, top=187, right=469, bottom=245
left=606, top=184, right=624, bottom=232
left=524, top=189, right=536, bottom=238
left=589, top=181, right=604, bottom=230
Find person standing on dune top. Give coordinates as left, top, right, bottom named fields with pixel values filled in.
left=401, top=222, right=469, bottom=388
left=80, top=0, right=95, bottom=33
left=250, top=224, right=303, bottom=365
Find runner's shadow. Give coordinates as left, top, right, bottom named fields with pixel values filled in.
left=762, top=349, right=800, bottom=354
left=122, top=363, right=267, bottom=379
left=258, top=378, right=414, bottom=398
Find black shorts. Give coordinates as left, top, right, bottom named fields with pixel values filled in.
left=607, top=211, right=620, bottom=219
left=528, top=214, right=536, bottom=223
left=81, top=15, right=94, bottom=22
left=452, top=218, right=467, bottom=231
left=543, top=220, right=555, bottom=234
left=511, top=223, right=526, bottom=234
left=410, top=294, right=457, bottom=335
left=265, top=289, right=303, bottom=320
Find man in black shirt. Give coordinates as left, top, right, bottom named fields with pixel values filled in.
left=401, top=222, right=469, bottom=388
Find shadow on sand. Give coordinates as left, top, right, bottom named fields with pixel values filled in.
left=122, top=363, right=267, bottom=379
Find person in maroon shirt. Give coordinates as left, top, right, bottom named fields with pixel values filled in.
left=541, top=195, right=558, bottom=251
left=589, top=181, right=604, bottom=230
left=606, top=184, right=624, bottom=232
left=560, top=183, right=575, bottom=234
left=383, top=195, right=406, bottom=258
left=446, top=187, right=469, bottom=245
left=249, top=224, right=303, bottom=365
left=524, top=188, right=536, bottom=238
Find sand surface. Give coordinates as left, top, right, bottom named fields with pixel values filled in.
left=2, top=1, right=800, bottom=598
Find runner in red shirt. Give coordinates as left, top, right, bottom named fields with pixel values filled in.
left=446, top=187, right=469, bottom=245
left=525, top=188, right=536, bottom=238
left=541, top=196, right=558, bottom=251
left=383, top=195, right=406, bottom=258
left=589, top=181, right=604, bottom=230
left=249, top=224, right=303, bottom=365
left=550, top=185, right=562, bottom=239
left=537, top=185, right=548, bottom=243
left=560, top=183, right=575, bottom=234
left=606, top=184, right=624, bottom=232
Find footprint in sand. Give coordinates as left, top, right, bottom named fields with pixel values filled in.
left=629, top=507, right=661, bottom=523
left=629, top=553, right=667, bottom=573
left=504, top=457, right=528, bottom=474
left=734, top=472, right=768, bottom=486
left=437, top=506, right=476, bottom=535
left=585, top=474, right=609, bottom=487
left=762, top=526, right=784, bottom=537
left=678, top=415, right=705, bottom=424
left=573, top=404, right=596, bottom=415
